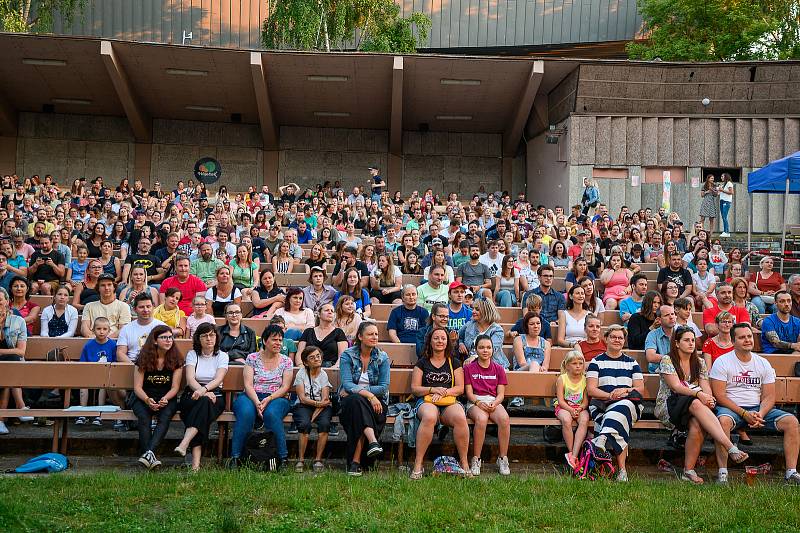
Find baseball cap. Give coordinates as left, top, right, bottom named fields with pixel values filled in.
left=309, top=265, right=325, bottom=273
left=449, top=281, right=467, bottom=292
left=98, top=273, right=115, bottom=282
left=431, top=237, right=443, bottom=246
left=577, top=229, right=589, bottom=236
left=464, top=289, right=474, bottom=298
left=367, top=165, right=380, bottom=171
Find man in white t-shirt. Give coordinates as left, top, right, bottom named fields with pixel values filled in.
left=116, top=293, right=165, bottom=364
left=479, top=240, right=504, bottom=278
left=710, top=323, right=800, bottom=485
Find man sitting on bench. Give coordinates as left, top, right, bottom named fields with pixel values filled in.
left=710, top=323, right=800, bottom=485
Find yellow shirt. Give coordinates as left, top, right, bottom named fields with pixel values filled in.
left=153, top=304, right=185, bottom=329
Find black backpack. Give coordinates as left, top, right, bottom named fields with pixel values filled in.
left=244, top=430, right=279, bottom=471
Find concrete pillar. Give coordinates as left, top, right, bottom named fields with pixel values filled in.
left=501, top=157, right=513, bottom=193
left=134, top=143, right=152, bottom=186
left=0, top=135, right=16, bottom=175
left=388, top=153, right=402, bottom=194
left=263, top=150, right=279, bottom=190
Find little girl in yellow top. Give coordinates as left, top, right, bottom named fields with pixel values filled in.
left=554, top=350, right=589, bottom=468
left=153, top=287, right=187, bottom=339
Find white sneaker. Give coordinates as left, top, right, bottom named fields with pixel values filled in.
left=717, top=471, right=729, bottom=484
left=509, top=397, right=524, bottom=408
left=720, top=232, right=730, bottom=238
left=497, top=456, right=511, bottom=476
left=0, top=421, right=8, bottom=434
left=75, top=416, right=86, bottom=426
left=18, top=407, right=34, bottom=423
left=617, top=469, right=628, bottom=482
left=470, top=457, right=482, bottom=476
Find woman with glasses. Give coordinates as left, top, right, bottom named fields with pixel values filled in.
left=584, top=325, right=645, bottom=482
left=655, top=326, right=748, bottom=483
left=176, top=322, right=229, bottom=471
left=217, top=303, right=257, bottom=364
left=129, top=325, right=183, bottom=469
left=72, top=258, right=103, bottom=312
left=229, top=324, right=293, bottom=469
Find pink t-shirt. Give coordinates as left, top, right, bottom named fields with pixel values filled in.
left=245, top=352, right=293, bottom=395
left=463, top=360, right=508, bottom=397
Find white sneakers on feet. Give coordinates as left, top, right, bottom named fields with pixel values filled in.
left=717, top=471, right=729, bottom=484
left=470, top=457, right=482, bottom=476
left=0, top=421, right=9, bottom=434
left=18, top=406, right=34, bottom=423
left=497, top=456, right=511, bottom=476
left=720, top=232, right=730, bottom=238
left=617, top=469, right=628, bottom=482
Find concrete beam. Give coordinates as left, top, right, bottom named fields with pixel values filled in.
left=390, top=56, right=404, bottom=156
left=100, top=41, right=151, bottom=143
left=503, top=61, right=544, bottom=158
left=250, top=52, right=279, bottom=151
left=0, top=91, right=17, bottom=137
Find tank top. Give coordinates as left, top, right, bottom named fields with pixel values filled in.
left=560, top=373, right=586, bottom=406
left=564, top=311, right=588, bottom=343
left=79, top=282, right=100, bottom=307
left=102, top=257, right=117, bottom=277
left=519, top=334, right=546, bottom=366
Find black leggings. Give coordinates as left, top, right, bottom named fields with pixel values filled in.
left=128, top=396, right=178, bottom=455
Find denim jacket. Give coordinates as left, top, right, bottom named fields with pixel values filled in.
left=2, top=313, right=27, bottom=349
left=338, top=345, right=391, bottom=403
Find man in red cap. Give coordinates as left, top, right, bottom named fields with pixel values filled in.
left=447, top=281, right=472, bottom=333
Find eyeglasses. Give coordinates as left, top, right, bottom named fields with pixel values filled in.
left=199, top=332, right=216, bottom=339
left=306, top=353, right=322, bottom=360
left=157, top=335, right=174, bottom=341
left=226, top=310, right=242, bottom=316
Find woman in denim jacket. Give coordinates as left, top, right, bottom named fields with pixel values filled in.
left=338, top=321, right=391, bottom=476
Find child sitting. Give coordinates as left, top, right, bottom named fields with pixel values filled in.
left=76, top=317, right=117, bottom=426
left=66, top=245, right=90, bottom=287
left=292, top=346, right=333, bottom=473
left=555, top=350, right=590, bottom=469
left=269, top=315, right=297, bottom=361
left=185, top=295, right=215, bottom=338
left=153, top=287, right=187, bottom=339
left=464, top=335, right=511, bottom=476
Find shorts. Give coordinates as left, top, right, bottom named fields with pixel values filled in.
left=554, top=401, right=581, bottom=417
left=0, top=354, right=22, bottom=362
left=414, top=397, right=465, bottom=417
left=716, top=405, right=795, bottom=432
left=466, top=394, right=496, bottom=414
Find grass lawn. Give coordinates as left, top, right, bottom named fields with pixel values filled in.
left=1, top=469, right=799, bottom=532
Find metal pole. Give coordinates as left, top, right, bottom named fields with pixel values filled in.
left=781, top=176, right=790, bottom=276
left=748, top=193, right=752, bottom=254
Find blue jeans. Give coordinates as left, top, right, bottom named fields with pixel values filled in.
left=716, top=405, right=794, bottom=431
left=720, top=200, right=732, bottom=233
left=231, top=392, right=291, bottom=459
left=496, top=289, right=517, bottom=308
left=751, top=296, right=775, bottom=315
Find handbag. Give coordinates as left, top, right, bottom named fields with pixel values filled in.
left=45, top=346, right=69, bottom=362
left=423, top=358, right=457, bottom=407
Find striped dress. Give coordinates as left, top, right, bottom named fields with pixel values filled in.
left=586, top=352, right=644, bottom=455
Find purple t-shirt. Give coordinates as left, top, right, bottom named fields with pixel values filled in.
left=463, top=360, right=508, bottom=397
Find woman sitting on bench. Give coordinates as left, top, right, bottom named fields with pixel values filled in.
left=410, top=326, right=470, bottom=479
left=0, top=287, right=32, bottom=435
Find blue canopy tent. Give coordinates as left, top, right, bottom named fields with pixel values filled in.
left=747, top=151, right=800, bottom=274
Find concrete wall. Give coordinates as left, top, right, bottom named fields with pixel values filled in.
left=15, top=113, right=136, bottom=181
left=527, top=130, right=570, bottom=207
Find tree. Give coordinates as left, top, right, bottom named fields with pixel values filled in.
left=0, top=0, right=84, bottom=33
left=628, top=0, right=800, bottom=61
left=261, top=0, right=431, bottom=53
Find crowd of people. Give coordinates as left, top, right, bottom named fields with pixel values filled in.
left=0, top=170, right=799, bottom=483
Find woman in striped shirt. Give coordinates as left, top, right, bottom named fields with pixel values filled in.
left=585, top=324, right=645, bottom=482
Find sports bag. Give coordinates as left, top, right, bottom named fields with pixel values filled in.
left=13, top=453, right=69, bottom=474
left=432, top=456, right=466, bottom=476
left=244, top=430, right=280, bottom=471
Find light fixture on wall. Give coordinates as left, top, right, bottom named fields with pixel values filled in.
left=440, top=79, right=481, bottom=86
left=166, top=68, right=208, bottom=76
left=186, top=105, right=223, bottom=112
left=545, top=124, right=567, bottom=144
left=52, top=98, right=92, bottom=105
left=314, top=111, right=350, bottom=117
left=435, top=115, right=472, bottom=120
left=23, top=58, right=67, bottom=66
left=307, top=75, right=349, bottom=82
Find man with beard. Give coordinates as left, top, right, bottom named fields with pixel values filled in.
left=190, top=242, right=225, bottom=286
left=456, top=242, right=493, bottom=300
left=122, top=236, right=164, bottom=284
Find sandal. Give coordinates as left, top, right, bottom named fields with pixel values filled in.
left=295, top=461, right=304, bottom=473
left=409, top=469, right=424, bottom=480
left=312, top=461, right=325, bottom=473
left=680, top=469, right=704, bottom=484
left=728, top=446, right=749, bottom=464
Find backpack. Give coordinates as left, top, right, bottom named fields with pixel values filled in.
left=13, top=453, right=69, bottom=474
left=244, top=430, right=280, bottom=471
left=574, top=441, right=615, bottom=480
left=432, top=456, right=465, bottom=476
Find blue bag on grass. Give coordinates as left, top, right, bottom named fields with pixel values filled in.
left=14, top=453, right=69, bottom=473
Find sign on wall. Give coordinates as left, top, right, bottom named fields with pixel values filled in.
left=662, top=170, right=671, bottom=211
left=194, top=157, right=222, bottom=184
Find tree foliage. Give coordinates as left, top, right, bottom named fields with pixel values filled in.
left=261, top=0, right=431, bottom=53
left=628, top=0, right=800, bottom=61
left=0, top=0, right=84, bottom=33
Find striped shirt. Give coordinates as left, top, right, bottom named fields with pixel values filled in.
left=586, top=352, right=643, bottom=394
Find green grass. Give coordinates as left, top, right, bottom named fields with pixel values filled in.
left=1, top=469, right=799, bottom=532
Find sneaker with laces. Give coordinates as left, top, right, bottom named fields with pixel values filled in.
left=295, top=461, right=304, bottom=473
left=508, top=397, right=524, bottom=408
left=717, top=471, right=729, bottom=484
left=287, top=421, right=298, bottom=434
left=347, top=462, right=363, bottom=477
left=328, top=423, right=340, bottom=436
left=785, top=472, right=800, bottom=485
left=75, top=416, right=86, bottom=426
left=617, top=469, right=628, bottom=482
left=138, top=452, right=153, bottom=469
left=366, top=441, right=384, bottom=458
left=470, top=457, right=482, bottom=476
left=149, top=452, right=162, bottom=469
left=312, top=461, right=325, bottom=473
left=497, top=456, right=511, bottom=476
left=18, top=407, right=34, bottom=423
left=113, top=420, right=127, bottom=432
left=0, top=421, right=9, bottom=434
left=92, top=417, right=102, bottom=426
